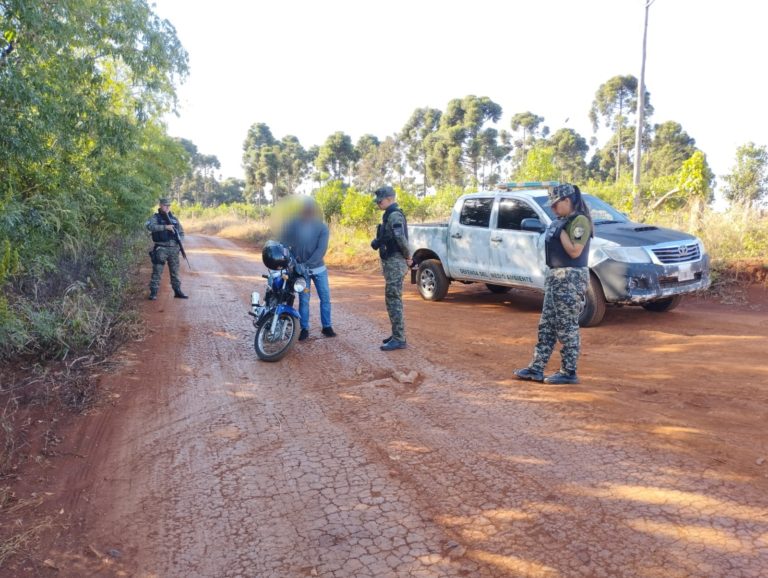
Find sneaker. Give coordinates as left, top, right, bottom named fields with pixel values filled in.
left=321, top=326, right=337, bottom=337
left=173, top=290, right=188, bottom=299
left=148, top=292, right=157, bottom=301
left=544, top=370, right=580, bottom=385
left=380, top=339, right=407, bottom=351
left=513, top=367, right=544, bottom=382
left=382, top=335, right=393, bottom=344
left=298, top=329, right=309, bottom=341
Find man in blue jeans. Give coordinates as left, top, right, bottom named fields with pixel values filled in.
left=281, top=198, right=336, bottom=341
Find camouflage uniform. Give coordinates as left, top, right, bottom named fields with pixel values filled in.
left=378, top=204, right=409, bottom=343
left=146, top=211, right=185, bottom=295
left=529, top=267, right=589, bottom=373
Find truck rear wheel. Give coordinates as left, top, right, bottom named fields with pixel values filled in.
left=486, top=284, right=512, bottom=294
left=642, top=295, right=683, bottom=312
left=417, top=259, right=449, bottom=301
left=580, top=273, right=606, bottom=327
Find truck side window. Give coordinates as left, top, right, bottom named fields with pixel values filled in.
left=497, top=198, right=538, bottom=230
left=459, top=198, right=494, bottom=228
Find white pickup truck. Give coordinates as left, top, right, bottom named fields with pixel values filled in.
left=408, top=182, right=711, bottom=326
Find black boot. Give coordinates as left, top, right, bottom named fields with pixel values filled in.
left=513, top=367, right=544, bottom=382
left=148, top=290, right=157, bottom=301
left=173, top=289, right=188, bottom=299
left=544, top=370, right=579, bottom=385
left=298, top=329, right=309, bottom=341
left=321, top=326, right=337, bottom=337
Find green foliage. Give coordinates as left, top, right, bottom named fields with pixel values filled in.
left=721, top=142, right=768, bottom=206
left=340, top=188, right=377, bottom=227
left=678, top=151, right=714, bottom=201
left=644, top=121, right=697, bottom=179
left=316, top=132, right=357, bottom=181
left=513, top=145, right=559, bottom=182
left=0, top=0, right=188, bottom=360
left=314, top=180, right=346, bottom=221
left=242, top=123, right=310, bottom=204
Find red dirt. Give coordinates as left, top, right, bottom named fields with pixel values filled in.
left=3, top=234, right=768, bottom=577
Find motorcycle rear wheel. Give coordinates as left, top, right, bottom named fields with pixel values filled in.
left=254, top=312, right=298, bottom=362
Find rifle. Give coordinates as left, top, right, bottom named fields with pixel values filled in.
left=160, top=211, right=191, bottom=270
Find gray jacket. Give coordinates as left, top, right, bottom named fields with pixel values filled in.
left=281, top=218, right=329, bottom=272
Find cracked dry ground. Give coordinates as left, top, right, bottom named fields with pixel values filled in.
left=25, top=235, right=768, bottom=577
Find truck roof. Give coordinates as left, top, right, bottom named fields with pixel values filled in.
left=464, top=189, right=549, bottom=199
left=467, top=181, right=558, bottom=199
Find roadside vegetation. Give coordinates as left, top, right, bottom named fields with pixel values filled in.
left=0, top=1, right=189, bottom=561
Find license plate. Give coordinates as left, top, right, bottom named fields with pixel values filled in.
left=678, top=263, right=694, bottom=282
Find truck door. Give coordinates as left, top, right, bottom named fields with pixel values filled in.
left=447, top=197, right=495, bottom=281
left=489, top=197, right=547, bottom=288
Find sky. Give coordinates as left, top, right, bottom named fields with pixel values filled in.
left=153, top=0, right=768, bottom=195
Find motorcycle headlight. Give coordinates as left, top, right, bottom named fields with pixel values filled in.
left=293, top=278, right=307, bottom=293
left=603, top=246, right=652, bottom=263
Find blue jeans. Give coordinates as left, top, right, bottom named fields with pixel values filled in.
left=298, top=269, right=332, bottom=330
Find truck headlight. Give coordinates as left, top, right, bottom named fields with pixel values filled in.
left=293, top=278, right=307, bottom=293
left=603, top=246, right=652, bottom=263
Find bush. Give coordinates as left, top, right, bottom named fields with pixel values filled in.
left=314, top=180, right=346, bottom=221
left=340, top=188, right=377, bottom=227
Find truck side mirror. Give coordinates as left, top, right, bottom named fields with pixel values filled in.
left=521, top=218, right=545, bottom=233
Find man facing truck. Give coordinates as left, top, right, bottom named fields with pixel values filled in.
left=371, top=186, right=413, bottom=352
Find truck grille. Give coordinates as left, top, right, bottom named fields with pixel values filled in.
left=652, top=243, right=700, bottom=264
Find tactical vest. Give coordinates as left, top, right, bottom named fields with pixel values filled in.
left=378, top=204, right=408, bottom=260
left=545, top=214, right=590, bottom=268
left=150, top=212, right=180, bottom=244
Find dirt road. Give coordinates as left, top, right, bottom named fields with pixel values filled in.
left=23, top=235, right=768, bottom=577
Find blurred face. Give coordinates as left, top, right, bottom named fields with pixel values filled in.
left=376, top=196, right=394, bottom=211
left=160, top=203, right=171, bottom=214
left=552, top=196, right=573, bottom=217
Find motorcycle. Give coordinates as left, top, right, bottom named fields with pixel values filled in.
left=249, top=241, right=307, bottom=362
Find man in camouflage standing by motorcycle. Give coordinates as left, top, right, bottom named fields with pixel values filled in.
left=146, top=198, right=188, bottom=300
left=371, top=186, right=412, bottom=351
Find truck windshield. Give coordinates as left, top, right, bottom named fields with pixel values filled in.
left=533, top=194, right=629, bottom=224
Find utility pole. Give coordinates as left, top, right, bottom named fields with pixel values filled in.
left=632, top=0, right=654, bottom=213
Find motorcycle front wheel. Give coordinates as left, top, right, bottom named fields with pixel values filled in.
left=254, top=312, right=299, bottom=362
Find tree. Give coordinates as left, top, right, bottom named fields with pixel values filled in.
left=242, top=123, right=277, bottom=203
left=677, top=151, right=714, bottom=230
left=510, top=112, right=548, bottom=150
left=400, top=107, right=441, bottom=194
left=513, top=145, right=559, bottom=182
left=315, top=132, right=356, bottom=181
left=590, top=75, right=653, bottom=182
left=547, top=128, right=589, bottom=182
left=0, top=0, right=189, bottom=359
left=423, top=95, right=503, bottom=188
left=644, top=121, right=697, bottom=179
left=722, top=142, right=768, bottom=206
left=242, top=125, right=310, bottom=204
left=277, top=135, right=310, bottom=196
left=353, top=135, right=402, bottom=192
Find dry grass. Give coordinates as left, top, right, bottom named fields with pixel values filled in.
left=183, top=215, right=271, bottom=246
left=0, top=517, right=54, bottom=568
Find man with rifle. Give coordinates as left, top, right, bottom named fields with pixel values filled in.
left=145, top=198, right=189, bottom=300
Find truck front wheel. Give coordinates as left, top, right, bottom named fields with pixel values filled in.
left=579, top=273, right=607, bottom=327
left=417, top=260, right=449, bottom=301
left=642, top=295, right=683, bottom=312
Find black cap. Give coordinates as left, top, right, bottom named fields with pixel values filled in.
left=373, top=186, right=396, bottom=203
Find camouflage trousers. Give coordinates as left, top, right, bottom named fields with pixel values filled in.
left=530, top=267, right=589, bottom=373
left=382, top=256, right=408, bottom=342
left=149, top=245, right=182, bottom=293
